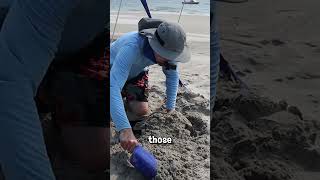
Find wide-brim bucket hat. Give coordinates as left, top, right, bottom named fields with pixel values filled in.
left=139, top=21, right=191, bottom=63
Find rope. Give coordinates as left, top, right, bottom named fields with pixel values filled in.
left=111, top=0, right=123, bottom=43
left=178, top=1, right=185, bottom=23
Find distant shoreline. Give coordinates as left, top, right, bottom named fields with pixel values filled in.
left=110, top=10, right=210, bottom=16
left=110, top=11, right=210, bottom=36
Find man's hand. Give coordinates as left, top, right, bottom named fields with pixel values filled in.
left=119, top=128, right=139, bottom=152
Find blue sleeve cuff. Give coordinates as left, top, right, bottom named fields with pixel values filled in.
left=163, top=67, right=179, bottom=110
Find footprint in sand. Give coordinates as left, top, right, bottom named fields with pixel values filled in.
left=299, top=73, right=320, bottom=80
left=306, top=94, right=319, bottom=104
left=304, top=42, right=318, bottom=48
left=271, top=39, right=286, bottom=46
left=273, top=76, right=297, bottom=82
left=274, top=78, right=284, bottom=82
left=245, top=57, right=261, bottom=66
left=286, top=76, right=295, bottom=80
left=243, top=68, right=252, bottom=74
left=259, top=39, right=286, bottom=46
left=235, top=71, right=246, bottom=77
left=259, top=40, right=270, bottom=45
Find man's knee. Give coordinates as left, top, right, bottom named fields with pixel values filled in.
left=60, top=127, right=109, bottom=172
left=129, top=101, right=149, bottom=117
left=79, top=154, right=109, bottom=172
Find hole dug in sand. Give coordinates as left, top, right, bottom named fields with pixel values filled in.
left=211, top=79, right=320, bottom=180
left=111, top=85, right=210, bottom=180
left=185, top=113, right=208, bottom=137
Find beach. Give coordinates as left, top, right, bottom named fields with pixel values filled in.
left=111, top=11, right=210, bottom=97
left=211, top=0, right=320, bottom=179
left=216, top=0, right=320, bottom=120
left=110, top=12, right=211, bottom=179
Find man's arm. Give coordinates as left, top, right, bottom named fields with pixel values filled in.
left=0, top=0, right=82, bottom=90
left=162, top=66, right=179, bottom=110
left=110, top=43, right=141, bottom=152
left=110, top=43, right=139, bottom=131
left=0, top=0, right=81, bottom=179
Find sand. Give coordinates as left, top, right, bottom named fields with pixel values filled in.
left=211, top=77, right=320, bottom=180
left=216, top=0, right=320, bottom=120
left=111, top=88, right=210, bottom=180
left=110, top=12, right=210, bottom=179
left=212, top=0, right=320, bottom=179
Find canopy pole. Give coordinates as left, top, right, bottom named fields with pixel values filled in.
left=178, top=1, right=186, bottom=23
left=140, top=0, right=152, bottom=18
left=111, top=0, right=123, bottom=43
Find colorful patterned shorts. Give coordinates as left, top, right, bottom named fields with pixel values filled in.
left=36, top=30, right=109, bottom=127
left=122, top=71, right=149, bottom=103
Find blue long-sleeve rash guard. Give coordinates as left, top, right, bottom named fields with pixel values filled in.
left=0, top=1, right=108, bottom=179
left=110, top=32, right=179, bottom=131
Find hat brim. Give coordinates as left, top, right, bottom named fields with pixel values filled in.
left=139, top=28, right=191, bottom=63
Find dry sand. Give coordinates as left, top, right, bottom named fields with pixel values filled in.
left=211, top=0, right=320, bottom=179
left=110, top=12, right=210, bottom=179
left=216, top=0, right=320, bottom=119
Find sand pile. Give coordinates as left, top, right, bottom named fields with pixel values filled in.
left=211, top=77, right=320, bottom=180
left=111, top=85, right=210, bottom=180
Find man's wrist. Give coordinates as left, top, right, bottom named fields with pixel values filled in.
left=166, top=108, right=175, bottom=113
left=116, top=123, right=132, bottom=132
left=120, top=128, right=132, bottom=133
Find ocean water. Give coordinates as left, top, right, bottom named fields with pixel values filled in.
left=111, top=0, right=210, bottom=16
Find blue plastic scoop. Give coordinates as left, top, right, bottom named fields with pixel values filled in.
left=130, top=145, right=157, bottom=178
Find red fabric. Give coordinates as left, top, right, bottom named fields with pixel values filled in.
left=79, top=49, right=109, bottom=80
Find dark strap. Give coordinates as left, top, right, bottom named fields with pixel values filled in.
left=164, top=62, right=177, bottom=70
left=155, top=30, right=165, bottom=46
left=143, top=39, right=156, bottom=63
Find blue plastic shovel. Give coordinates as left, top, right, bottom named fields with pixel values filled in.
left=130, top=145, right=158, bottom=179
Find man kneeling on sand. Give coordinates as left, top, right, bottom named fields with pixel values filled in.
left=111, top=20, right=191, bottom=152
